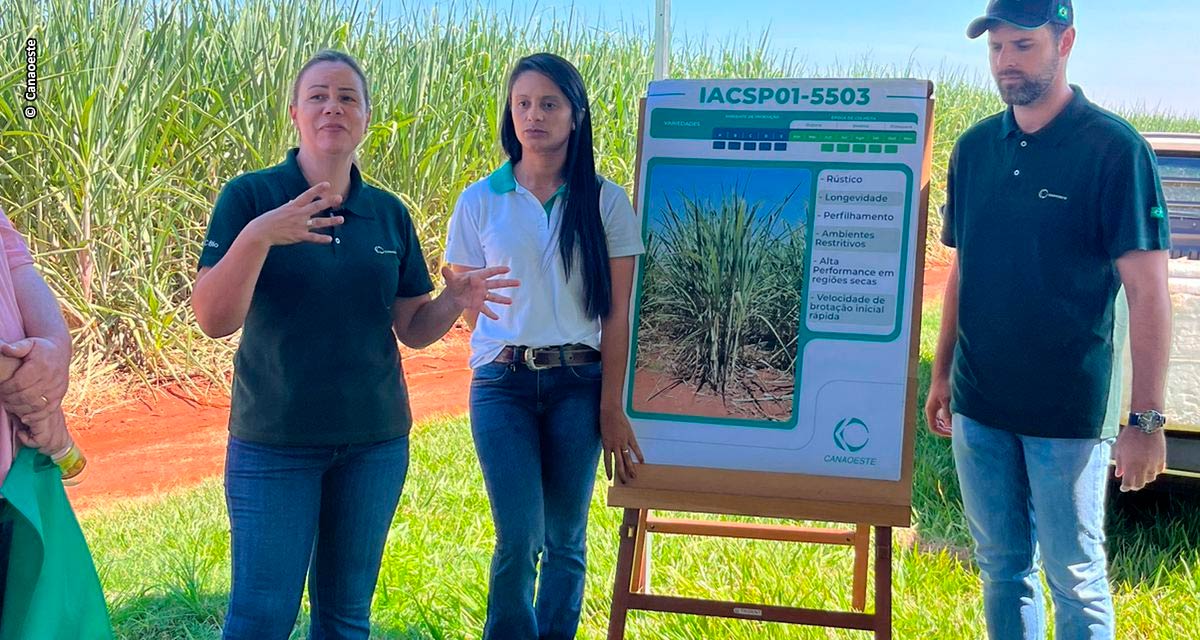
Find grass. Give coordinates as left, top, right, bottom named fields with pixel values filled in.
left=638, top=190, right=805, bottom=403
left=2, top=0, right=1198, bottom=384
left=79, top=309, right=1200, bottom=639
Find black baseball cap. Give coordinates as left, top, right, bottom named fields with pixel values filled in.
left=967, top=0, right=1074, bottom=39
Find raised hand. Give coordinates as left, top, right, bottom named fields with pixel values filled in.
left=245, top=182, right=345, bottom=247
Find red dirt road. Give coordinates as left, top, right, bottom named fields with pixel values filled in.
left=65, top=327, right=474, bottom=511
left=65, top=267, right=951, bottom=512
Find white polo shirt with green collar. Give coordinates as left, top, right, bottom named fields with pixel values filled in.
left=445, top=162, right=645, bottom=368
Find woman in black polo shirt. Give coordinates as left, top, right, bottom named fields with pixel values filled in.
left=192, top=50, right=516, bottom=639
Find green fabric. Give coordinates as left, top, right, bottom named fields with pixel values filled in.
left=542, top=186, right=566, bottom=215
left=0, top=448, right=112, bottom=639
left=942, top=86, right=1170, bottom=439
left=487, top=161, right=566, bottom=214
left=487, top=161, right=518, bottom=194
left=197, top=148, right=434, bottom=446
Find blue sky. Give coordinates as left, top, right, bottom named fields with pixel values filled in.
left=646, top=164, right=811, bottom=231
left=380, top=0, right=1200, bottom=117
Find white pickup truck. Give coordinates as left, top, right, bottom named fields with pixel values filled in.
left=1119, top=133, right=1200, bottom=482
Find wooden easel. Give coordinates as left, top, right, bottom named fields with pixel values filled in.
left=609, top=81, right=935, bottom=639
left=607, top=509, right=890, bottom=639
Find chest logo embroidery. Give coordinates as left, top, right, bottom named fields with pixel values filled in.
left=1038, top=188, right=1068, bottom=201
left=374, top=246, right=397, bottom=255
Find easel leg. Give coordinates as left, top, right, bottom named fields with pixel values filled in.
left=608, top=508, right=641, bottom=640
left=851, top=524, right=870, bottom=612
left=631, top=509, right=650, bottom=592
left=874, top=526, right=893, bottom=640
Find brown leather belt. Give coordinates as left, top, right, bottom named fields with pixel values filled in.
left=493, top=344, right=601, bottom=370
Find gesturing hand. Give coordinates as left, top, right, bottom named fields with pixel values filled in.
left=246, top=182, right=345, bottom=247
left=440, top=265, right=520, bottom=321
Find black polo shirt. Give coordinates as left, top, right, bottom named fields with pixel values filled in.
left=942, top=87, right=1169, bottom=439
left=198, top=149, right=434, bottom=446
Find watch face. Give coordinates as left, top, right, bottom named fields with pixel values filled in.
left=1150, top=411, right=1167, bottom=429
left=1137, top=410, right=1166, bottom=432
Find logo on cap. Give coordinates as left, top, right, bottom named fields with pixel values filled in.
left=1058, top=5, right=1070, bottom=20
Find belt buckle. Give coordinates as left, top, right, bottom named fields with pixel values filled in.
left=523, top=347, right=550, bottom=371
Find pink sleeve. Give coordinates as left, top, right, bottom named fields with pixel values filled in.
left=0, top=208, right=34, bottom=271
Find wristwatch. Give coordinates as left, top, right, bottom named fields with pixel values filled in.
left=1127, top=410, right=1167, bottom=434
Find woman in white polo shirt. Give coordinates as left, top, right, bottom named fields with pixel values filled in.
left=445, top=53, right=645, bottom=640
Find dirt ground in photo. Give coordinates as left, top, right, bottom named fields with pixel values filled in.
left=630, top=357, right=794, bottom=421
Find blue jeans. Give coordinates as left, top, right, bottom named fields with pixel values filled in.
left=470, top=360, right=603, bottom=640
left=952, top=414, right=1115, bottom=640
left=222, top=434, right=409, bottom=640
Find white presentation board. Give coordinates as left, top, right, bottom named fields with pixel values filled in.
left=624, top=78, right=932, bottom=482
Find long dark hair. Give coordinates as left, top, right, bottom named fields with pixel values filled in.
left=500, top=53, right=611, bottom=320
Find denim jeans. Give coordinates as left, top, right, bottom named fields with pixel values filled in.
left=222, top=434, right=409, bottom=640
left=470, top=360, right=603, bottom=640
left=952, top=413, right=1115, bottom=640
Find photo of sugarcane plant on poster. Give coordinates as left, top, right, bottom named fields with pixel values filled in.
left=620, top=78, right=929, bottom=481
left=632, top=163, right=810, bottom=424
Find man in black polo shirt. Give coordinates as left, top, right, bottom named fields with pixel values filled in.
left=924, top=1, right=1171, bottom=638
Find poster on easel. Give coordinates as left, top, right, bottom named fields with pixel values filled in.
left=623, top=78, right=932, bottom=488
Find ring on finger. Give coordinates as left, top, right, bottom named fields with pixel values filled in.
left=306, top=218, right=315, bottom=227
